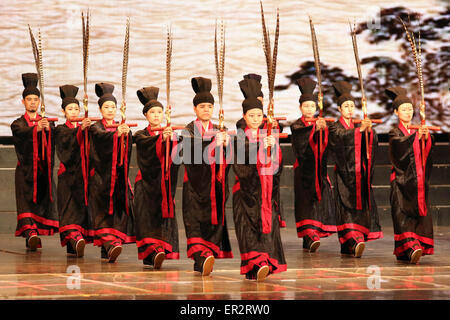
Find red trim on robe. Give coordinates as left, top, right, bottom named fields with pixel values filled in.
left=398, top=122, right=430, bottom=217
left=354, top=128, right=362, bottom=210
left=240, top=251, right=287, bottom=275
left=17, top=212, right=59, bottom=228
left=24, top=113, right=41, bottom=204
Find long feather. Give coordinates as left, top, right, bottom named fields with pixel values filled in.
left=82, top=10, right=90, bottom=97
left=399, top=17, right=425, bottom=109
left=121, top=17, right=130, bottom=120
left=28, top=25, right=41, bottom=85
left=166, top=25, right=172, bottom=108
left=309, top=16, right=322, bottom=100
left=349, top=21, right=366, bottom=103
left=270, top=9, right=279, bottom=100
left=260, top=1, right=273, bottom=98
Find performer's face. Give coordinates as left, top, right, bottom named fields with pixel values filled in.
left=145, top=107, right=164, bottom=127
left=194, top=103, right=213, bottom=121
left=22, top=95, right=40, bottom=113
left=395, top=103, right=414, bottom=123
left=300, top=101, right=316, bottom=118
left=243, top=108, right=263, bottom=129
left=63, top=103, right=81, bottom=121
left=338, top=101, right=355, bottom=120
left=100, top=101, right=117, bottom=121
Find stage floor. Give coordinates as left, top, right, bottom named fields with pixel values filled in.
left=0, top=227, right=449, bottom=300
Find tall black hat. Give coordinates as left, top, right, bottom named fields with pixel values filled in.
left=191, top=77, right=214, bottom=106
left=22, top=73, right=40, bottom=98
left=59, top=85, right=80, bottom=109
left=385, top=87, right=413, bottom=110
left=243, top=73, right=264, bottom=98
left=296, top=77, right=317, bottom=104
left=239, top=78, right=264, bottom=114
left=137, top=86, right=164, bottom=115
left=95, top=82, right=117, bottom=107
left=333, top=81, right=355, bottom=106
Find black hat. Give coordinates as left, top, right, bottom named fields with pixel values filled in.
left=59, top=85, right=80, bottom=109
left=95, top=83, right=117, bottom=107
left=22, top=73, right=41, bottom=99
left=333, top=81, right=355, bottom=106
left=296, top=77, right=317, bottom=104
left=385, top=87, right=413, bottom=110
left=191, top=77, right=214, bottom=106
left=239, top=78, right=264, bottom=114
left=243, top=73, right=263, bottom=98
left=137, top=86, right=164, bottom=115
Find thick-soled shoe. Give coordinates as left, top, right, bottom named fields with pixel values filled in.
left=75, top=239, right=86, bottom=258
left=354, top=242, right=365, bottom=258
left=256, top=265, right=270, bottom=282
left=201, top=255, right=215, bottom=276
left=108, top=245, right=122, bottom=263
left=26, top=235, right=40, bottom=252
left=153, top=251, right=166, bottom=270
left=303, top=235, right=320, bottom=253
left=409, top=248, right=423, bottom=264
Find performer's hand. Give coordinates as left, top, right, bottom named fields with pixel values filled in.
left=81, top=118, right=91, bottom=130
left=419, top=126, right=429, bottom=140
left=162, top=126, right=173, bottom=141
left=360, top=118, right=372, bottom=132
left=315, top=118, right=326, bottom=131
left=38, top=118, right=50, bottom=132
left=263, top=135, right=275, bottom=149
left=216, top=131, right=227, bottom=147
left=118, top=124, right=130, bottom=137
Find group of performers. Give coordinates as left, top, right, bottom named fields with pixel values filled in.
left=10, top=7, right=438, bottom=282
left=11, top=71, right=436, bottom=282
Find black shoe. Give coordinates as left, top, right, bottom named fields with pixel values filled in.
left=256, top=265, right=270, bottom=282
left=303, top=235, right=320, bottom=252
left=108, top=245, right=122, bottom=263
left=353, top=242, right=365, bottom=258
left=201, top=255, right=214, bottom=276
left=409, top=248, right=422, bottom=264
left=26, top=234, right=40, bottom=251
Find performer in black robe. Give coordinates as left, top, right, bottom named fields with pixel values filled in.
left=54, top=85, right=93, bottom=257
left=180, top=77, right=233, bottom=276
left=232, top=77, right=286, bottom=281
left=329, top=81, right=383, bottom=258
left=290, top=78, right=336, bottom=252
left=386, top=87, right=434, bottom=264
left=88, top=83, right=135, bottom=262
left=133, top=86, right=180, bottom=269
left=10, top=73, right=58, bottom=251
left=235, top=74, right=286, bottom=228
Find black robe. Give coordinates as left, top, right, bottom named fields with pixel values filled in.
left=389, top=122, right=434, bottom=258
left=11, top=113, right=58, bottom=239
left=232, top=127, right=286, bottom=275
left=55, top=120, right=93, bottom=247
left=180, top=120, right=233, bottom=260
left=133, top=126, right=180, bottom=261
left=329, top=117, right=383, bottom=253
left=236, top=117, right=286, bottom=227
left=290, top=117, right=336, bottom=241
left=88, top=119, right=135, bottom=248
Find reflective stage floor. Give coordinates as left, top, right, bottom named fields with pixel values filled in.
left=0, top=227, right=449, bottom=300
